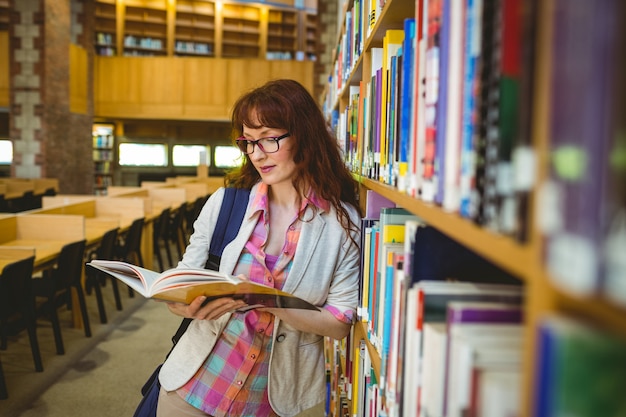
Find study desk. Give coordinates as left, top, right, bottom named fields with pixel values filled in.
left=0, top=213, right=85, bottom=272
left=0, top=240, right=68, bottom=273
left=0, top=248, right=36, bottom=274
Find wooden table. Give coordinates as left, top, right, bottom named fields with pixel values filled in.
left=1, top=240, right=70, bottom=273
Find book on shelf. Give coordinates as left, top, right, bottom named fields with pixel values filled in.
left=421, top=0, right=443, bottom=203
left=402, top=280, right=523, bottom=417
left=471, top=368, right=521, bottom=417
left=397, top=18, right=416, bottom=193
left=359, top=218, right=377, bottom=322
left=542, top=0, right=621, bottom=297
left=421, top=315, right=523, bottom=417
left=433, top=0, right=451, bottom=207
left=458, top=0, right=483, bottom=220
left=408, top=0, right=427, bottom=199
left=603, top=0, right=626, bottom=307
left=534, top=314, right=626, bottom=417
left=440, top=0, right=465, bottom=213
left=373, top=207, right=421, bottom=347
left=365, top=189, right=396, bottom=219
left=86, top=260, right=319, bottom=311
left=443, top=301, right=523, bottom=417
left=409, top=224, right=519, bottom=284
left=377, top=243, right=403, bottom=391
left=511, top=0, right=538, bottom=244
left=420, top=321, right=448, bottom=417
left=387, top=51, right=401, bottom=187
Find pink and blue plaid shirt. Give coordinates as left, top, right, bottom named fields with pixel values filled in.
left=177, top=183, right=353, bottom=416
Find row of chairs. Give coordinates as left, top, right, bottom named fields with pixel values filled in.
left=0, top=217, right=146, bottom=399
left=153, top=196, right=208, bottom=272
left=0, top=195, right=211, bottom=399
left=0, top=187, right=57, bottom=213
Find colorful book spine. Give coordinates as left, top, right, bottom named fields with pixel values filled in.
left=544, top=0, right=619, bottom=296
left=534, top=315, right=626, bottom=417
left=434, top=0, right=451, bottom=206
left=421, top=0, right=443, bottom=203
left=459, top=0, right=484, bottom=218
left=441, top=0, right=466, bottom=213
left=398, top=18, right=416, bottom=193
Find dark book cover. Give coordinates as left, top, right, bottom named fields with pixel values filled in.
left=409, top=225, right=520, bottom=285
left=545, top=0, right=619, bottom=296
left=434, top=0, right=450, bottom=206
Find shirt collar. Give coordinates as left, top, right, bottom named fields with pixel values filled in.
left=250, top=182, right=330, bottom=215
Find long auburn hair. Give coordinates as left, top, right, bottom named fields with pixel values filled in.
left=224, top=79, right=362, bottom=240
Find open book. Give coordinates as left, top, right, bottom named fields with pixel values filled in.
left=86, top=260, right=319, bottom=311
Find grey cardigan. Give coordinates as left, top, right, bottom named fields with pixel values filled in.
left=159, top=184, right=361, bottom=416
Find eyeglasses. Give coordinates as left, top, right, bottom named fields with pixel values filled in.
left=235, top=133, right=290, bottom=154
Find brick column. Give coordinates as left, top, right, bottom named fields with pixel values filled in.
left=9, top=0, right=94, bottom=193
left=315, top=0, right=337, bottom=103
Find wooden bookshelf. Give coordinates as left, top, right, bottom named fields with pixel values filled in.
left=0, top=0, right=9, bottom=32
left=92, top=124, right=116, bottom=195
left=266, top=9, right=298, bottom=60
left=174, top=0, right=215, bottom=57
left=94, top=0, right=117, bottom=56
left=220, top=3, right=261, bottom=58
left=122, top=1, right=168, bottom=56
left=324, top=1, right=626, bottom=416
left=302, top=11, right=318, bottom=61
left=93, top=0, right=317, bottom=60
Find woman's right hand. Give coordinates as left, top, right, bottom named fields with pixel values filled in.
left=165, top=296, right=246, bottom=321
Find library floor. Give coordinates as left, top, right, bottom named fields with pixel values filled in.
left=0, top=285, right=179, bottom=417
left=0, top=258, right=325, bottom=417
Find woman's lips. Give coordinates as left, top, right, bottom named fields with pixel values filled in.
left=259, top=165, right=273, bottom=174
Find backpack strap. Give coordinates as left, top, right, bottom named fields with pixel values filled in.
left=205, top=187, right=250, bottom=270
left=171, top=187, right=250, bottom=349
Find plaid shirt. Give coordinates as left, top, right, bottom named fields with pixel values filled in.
left=177, top=183, right=353, bottom=416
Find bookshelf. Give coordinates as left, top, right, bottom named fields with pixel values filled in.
left=93, top=0, right=317, bottom=60
left=174, top=0, right=215, bottom=57
left=122, top=1, right=168, bottom=56
left=0, top=0, right=9, bottom=31
left=94, top=0, right=117, bottom=56
left=220, top=3, right=261, bottom=58
left=323, top=0, right=626, bottom=416
left=302, top=11, right=318, bottom=61
left=92, top=123, right=115, bottom=195
left=266, top=9, right=298, bottom=60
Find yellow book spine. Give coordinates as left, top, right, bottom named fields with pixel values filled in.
left=382, top=224, right=405, bottom=243
left=380, top=29, right=405, bottom=182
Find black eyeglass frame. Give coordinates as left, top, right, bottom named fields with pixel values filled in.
left=235, top=132, right=291, bottom=154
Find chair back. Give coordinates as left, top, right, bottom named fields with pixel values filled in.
left=170, top=205, right=185, bottom=236
left=153, top=208, right=171, bottom=245
left=96, top=228, right=119, bottom=260
left=123, top=218, right=144, bottom=254
left=0, top=256, right=36, bottom=319
left=55, top=239, right=87, bottom=289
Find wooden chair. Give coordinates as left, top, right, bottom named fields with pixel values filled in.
left=114, top=217, right=145, bottom=298
left=32, top=239, right=89, bottom=355
left=152, top=208, right=173, bottom=271
left=169, top=205, right=187, bottom=261
left=0, top=256, right=43, bottom=399
left=115, top=217, right=145, bottom=267
left=184, top=195, right=209, bottom=240
left=85, top=227, right=121, bottom=323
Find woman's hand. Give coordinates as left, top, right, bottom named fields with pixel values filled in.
left=165, top=296, right=247, bottom=321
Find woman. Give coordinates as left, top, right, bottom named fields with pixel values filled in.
left=157, top=79, right=362, bottom=417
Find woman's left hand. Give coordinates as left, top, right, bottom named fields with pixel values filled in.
left=165, top=296, right=247, bottom=321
